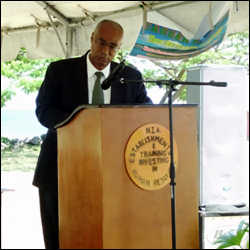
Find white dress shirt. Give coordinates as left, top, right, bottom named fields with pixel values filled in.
left=87, top=53, right=111, bottom=104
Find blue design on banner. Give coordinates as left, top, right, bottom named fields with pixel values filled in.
left=130, top=11, right=229, bottom=60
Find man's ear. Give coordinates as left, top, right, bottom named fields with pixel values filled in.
left=91, top=32, right=94, bottom=43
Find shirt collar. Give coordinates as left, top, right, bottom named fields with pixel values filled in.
left=87, top=52, right=110, bottom=79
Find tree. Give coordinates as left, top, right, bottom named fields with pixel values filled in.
left=1, top=47, right=60, bottom=107
left=1, top=87, right=16, bottom=108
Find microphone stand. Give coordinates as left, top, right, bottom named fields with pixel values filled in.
left=120, top=77, right=227, bottom=249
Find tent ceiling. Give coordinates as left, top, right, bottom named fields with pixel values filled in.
left=1, top=1, right=249, bottom=62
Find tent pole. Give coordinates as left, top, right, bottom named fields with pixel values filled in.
left=46, top=11, right=67, bottom=58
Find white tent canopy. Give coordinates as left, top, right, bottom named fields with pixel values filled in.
left=1, top=1, right=249, bottom=62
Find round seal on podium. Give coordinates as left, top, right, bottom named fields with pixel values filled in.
left=125, top=123, right=178, bottom=191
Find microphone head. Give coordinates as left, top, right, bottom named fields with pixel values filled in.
left=101, top=60, right=126, bottom=90
left=210, top=81, right=228, bottom=87
left=101, top=79, right=110, bottom=90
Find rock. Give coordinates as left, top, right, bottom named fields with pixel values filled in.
left=40, top=134, right=46, bottom=140
left=22, top=137, right=30, bottom=144
left=28, top=136, right=41, bottom=145
left=1, top=142, right=7, bottom=150
left=11, top=138, right=19, bottom=145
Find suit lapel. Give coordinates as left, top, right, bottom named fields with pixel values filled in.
left=73, top=51, right=89, bottom=104
left=110, top=61, right=124, bottom=103
left=72, top=56, right=124, bottom=104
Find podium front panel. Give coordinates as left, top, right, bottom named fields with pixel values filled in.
left=57, top=106, right=199, bottom=249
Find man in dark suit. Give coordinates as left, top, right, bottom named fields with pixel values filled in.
left=33, top=19, right=152, bottom=249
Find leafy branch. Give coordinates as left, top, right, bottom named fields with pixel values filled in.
left=213, top=220, right=249, bottom=249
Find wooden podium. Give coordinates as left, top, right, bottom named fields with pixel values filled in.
left=57, top=105, right=199, bottom=249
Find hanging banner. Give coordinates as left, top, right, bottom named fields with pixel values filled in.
left=129, top=11, right=229, bottom=61
left=130, top=2, right=232, bottom=60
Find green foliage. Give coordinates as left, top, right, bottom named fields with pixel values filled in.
left=1, top=88, right=16, bottom=108
left=114, top=49, right=138, bottom=70
left=1, top=47, right=61, bottom=107
left=16, top=77, right=43, bottom=94
left=114, top=49, right=130, bottom=63
left=1, top=137, right=14, bottom=151
left=178, top=87, right=186, bottom=101
left=1, top=137, right=12, bottom=144
left=213, top=220, right=249, bottom=249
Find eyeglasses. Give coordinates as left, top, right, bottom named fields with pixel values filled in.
left=95, top=37, right=120, bottom=53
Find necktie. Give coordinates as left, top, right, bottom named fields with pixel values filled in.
left=92, top=72, right=104, bottom=104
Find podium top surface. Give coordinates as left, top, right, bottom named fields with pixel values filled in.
left=67, top=104, right=198, bottom=108
left=55, top=104, right=198, bottom=129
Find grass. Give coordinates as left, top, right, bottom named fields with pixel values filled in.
left=1, top=145, right=40, bottom=172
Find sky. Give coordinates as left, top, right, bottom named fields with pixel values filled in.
left=2, top=89, right=38, bottom=110
left=2, top=77, right=36, bottom=110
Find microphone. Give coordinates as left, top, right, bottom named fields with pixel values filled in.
left=101, top=60, right=126, bottom=90
left=209, top=80, right=227, bottom=87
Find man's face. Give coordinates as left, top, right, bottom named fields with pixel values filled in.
left=89, top=24, right=123, bottom=70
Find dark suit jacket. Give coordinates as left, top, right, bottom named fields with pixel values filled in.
left=32, top=51, right=152, bottom=193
